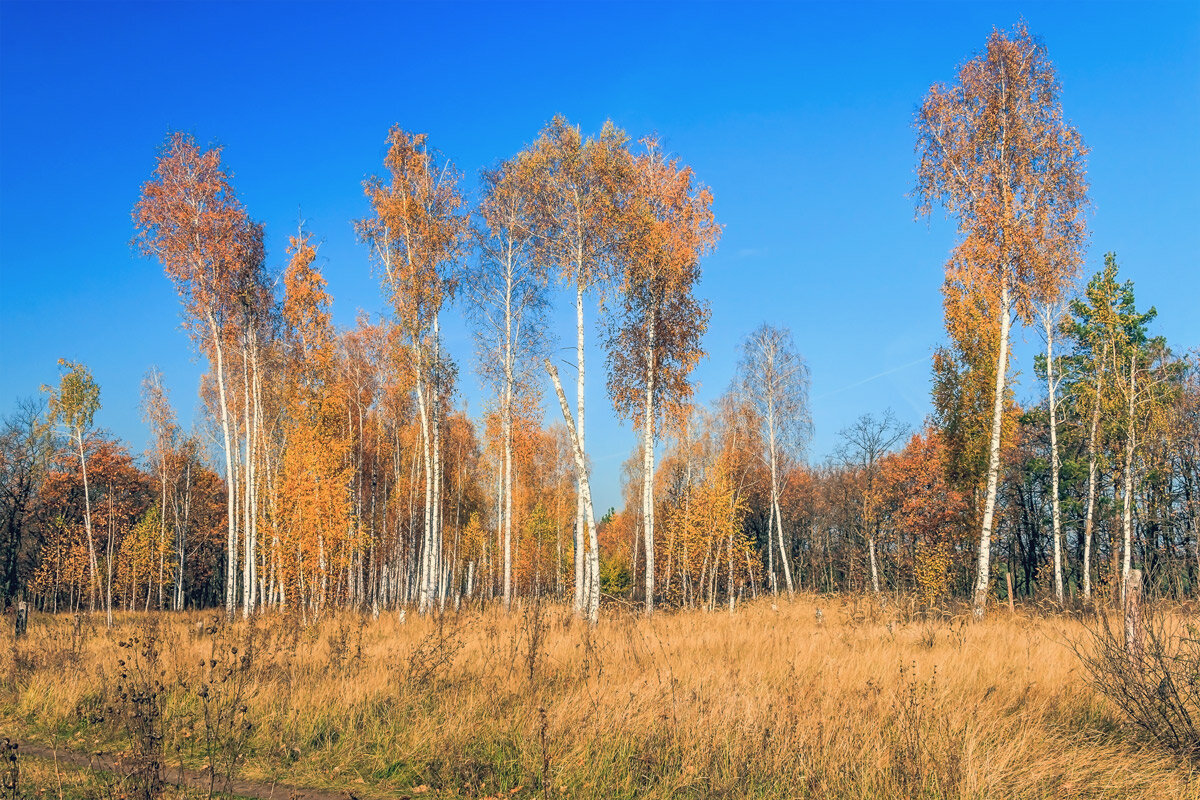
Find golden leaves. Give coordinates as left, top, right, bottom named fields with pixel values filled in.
left=914, top=21, right=1089, bottom=318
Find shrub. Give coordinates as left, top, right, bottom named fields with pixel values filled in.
left=1073, top=604, right=1200, bottom=762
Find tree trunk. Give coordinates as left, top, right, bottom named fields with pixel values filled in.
left=642, top=319, right=657, bottom=614
left=415, top=371, right=434, bottom=614
left=767, top=405, right=794, bottom=596
left=1045, top=311, right=1065, bottom=605
left=105, top=495, right=114, bottom=628
left=207, top=314, right=238, bottom=617
left=75, top=428, right=99, bottom=614
left=973, top=281, right=1012, bottom=618
left=546, top=359, right=600, bottom=622
left=433, top=314, right=444, bottom=609
left=503, top=271, right=514, bottom=611
left=868, top=534, right=880, bottom=595
left=1082, top=349, right=1104, bottom=602
left=241, top=341, right=255, bottom=617
left=1122, top=351, right=1136, bottom=603
left=573, top=281, right=586, bottom=616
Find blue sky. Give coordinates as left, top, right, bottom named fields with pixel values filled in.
left=2, top=1, right=1197, bottom=512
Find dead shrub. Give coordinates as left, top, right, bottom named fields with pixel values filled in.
left=1073, top=603, right=1200, bottom=762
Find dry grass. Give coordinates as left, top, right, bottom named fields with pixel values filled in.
left=2, top=596, right=1196, bottom=799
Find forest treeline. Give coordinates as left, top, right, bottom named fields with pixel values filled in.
left=2, top=23, right=1197, bottom=622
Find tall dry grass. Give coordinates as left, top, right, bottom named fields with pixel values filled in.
left=2, top=596, right=1196, bottom=799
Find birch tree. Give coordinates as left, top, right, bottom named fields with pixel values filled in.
left=357, top=127, right=467, bottom=615
left=736, top=324, right=811, bottom=597
left=1034, top=299, right=1068, bottom=604
left=836, top=410, right=907, bottom=595
left=1062, top=256, right=1124, bottom=601
left=915, top=22, right=1089, bottom=617
left=525, top=116, right=631, bottom=621
left=140, top=367, right=180, bottom=610
left=606, top=137, right=718, bottom=614
left=134, top=133, right=264, bottom=616
left=467, top=157, right=549, bottom=610
left=1105, top=281, right=1172, bottom=601
left=44, top=360, right=101, bottom=617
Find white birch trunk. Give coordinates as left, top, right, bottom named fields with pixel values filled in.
left=546, top=359, right=600, bottom=622
left=241, top=342, right=254, bottom=617
left=868, top=535, right=880, bottom=595
left=75, top=427, right=99, bottom=614
left=207, top=313, right=238, bottom=617
left=433, top=313, right=444, bottom=609
left=1122, top=351, right=1136, bottom=603
left=642, top=321, right=656, bottom=614
left=573, top=281, right=587, bottom=615
left=1044, top=312, right=1065, bottom=605
left=503, top=265, right=514, bottom=611
left=1082, top=347, right=1104, bottom=602
left=767, top=404, right=794, bottom=596
left=972, top=281, right=1012, bottom=619
left=414, top=349, right=434, bottom=614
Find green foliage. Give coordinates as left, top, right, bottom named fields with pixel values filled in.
left=44, top=359, right=100, bottom=438
left=600, top=554, right=630, bottom=596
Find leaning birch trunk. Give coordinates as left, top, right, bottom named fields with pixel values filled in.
left=973, top=281, right=1012, bottom=619
left=642, top=323, right=656, bottom=614
left=1122, top=351, right=1136, bottom=604
left=1044, top=310, right=1065, bottom=605
left=208, top=313, right=238, bottom=617
left=773, top=492, right=792, bottom=596
left=546, top=359, right=601, bottom=622
left=1082, top=351, right=1104, bottom=602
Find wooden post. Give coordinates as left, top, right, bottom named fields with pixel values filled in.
left=14, top=601, right=28, bottom=638
left=1006, top=573, right=1015, bottom=614
left=1124, top=568, right=1144, bottom=671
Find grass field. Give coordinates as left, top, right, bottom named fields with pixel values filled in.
left=2, top=596, right=1196, bottom=799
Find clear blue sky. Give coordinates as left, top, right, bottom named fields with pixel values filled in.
left=2, top=1, right=1197, bottom=512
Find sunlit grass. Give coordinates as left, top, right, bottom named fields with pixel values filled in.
left=3, top=596, right=1196, bottom=799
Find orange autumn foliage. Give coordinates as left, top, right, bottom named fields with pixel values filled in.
left=881, top=427, right=969, bottom=606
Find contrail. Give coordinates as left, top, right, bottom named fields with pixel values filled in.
left=814, top=356, right=928, bottom=400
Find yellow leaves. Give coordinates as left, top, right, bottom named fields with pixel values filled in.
left=46, top=359, right=100, bottom=435
left=660, top=453, right=750, bottom=601
left=277, top=402, right=355, bottom=602
left=283, top=230, right=333, bottom=366
left=358, top=127, right=467, bottom=336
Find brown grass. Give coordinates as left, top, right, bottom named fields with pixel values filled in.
left=2, top=596, right=1196, bottom=799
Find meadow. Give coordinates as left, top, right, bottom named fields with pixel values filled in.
left=2, top=596, right=1196, bottom=799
